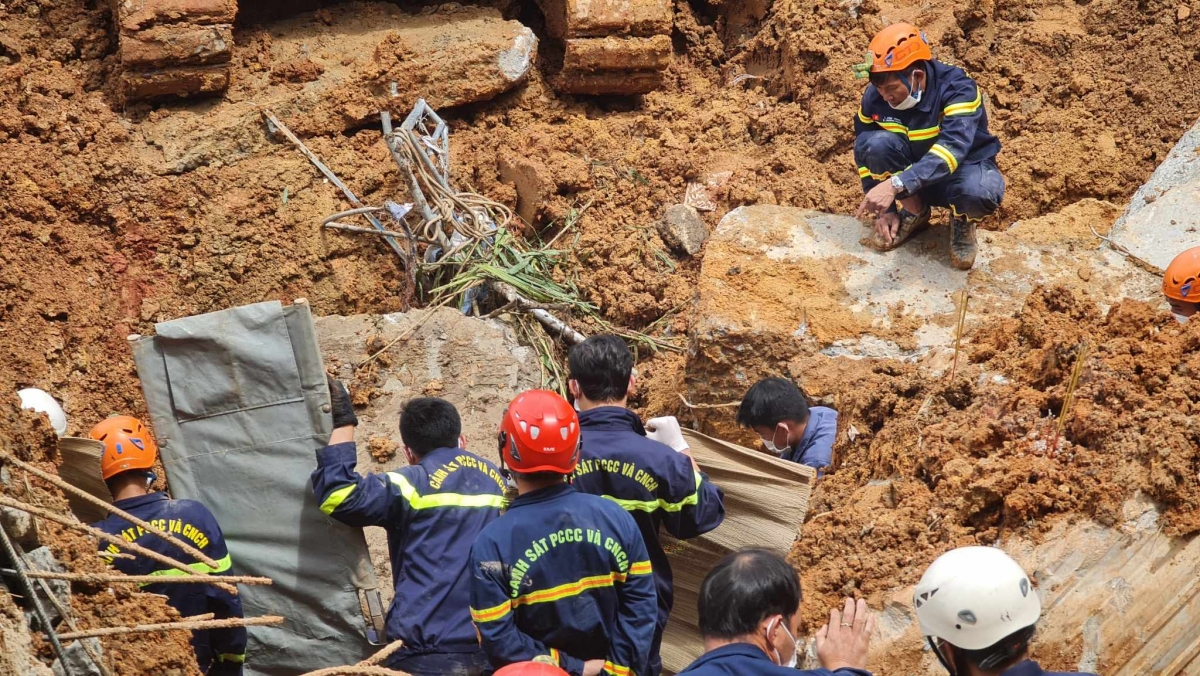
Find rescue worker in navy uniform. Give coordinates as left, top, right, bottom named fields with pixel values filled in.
left=470, top=389, right=657, bottom=676
left=678, top=548, right=873, bottom=676
left=311, top=379, right=504, bottom=676
left=853, top=22, right=1004, bottom=270
left=914, top=547, right=1098, bottom=676
left=91, top=416, right=247, bottom=674
left=737, top=378, right=837, bottom=472
left=566, top=335, right=726, bottom=676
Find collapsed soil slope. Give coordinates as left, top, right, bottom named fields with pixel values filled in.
left=792, top=287, right=1200, bottom=672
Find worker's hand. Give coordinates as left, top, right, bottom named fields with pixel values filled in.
left=815, top=597, right=874, bottom=672
left=855, top=181, right=900, bottom=222
left=582, top=659, right=605, bottom=676
left=874, top=211, right=900, bottom=247
left=327, top=374, right=358, bottom=429
left=646, top=416, right=689, bottom=453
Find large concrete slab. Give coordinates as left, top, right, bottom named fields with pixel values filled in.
left=686, top=204, right=1159, bottom=437
left=1110, top=117, right=1200, bottom=270
left=315, top=307, right=539, bottom=604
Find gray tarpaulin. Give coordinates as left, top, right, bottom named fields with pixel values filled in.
left=131, top=300, right=380, bottom=674
left=660, top=429, right=816, bottom=674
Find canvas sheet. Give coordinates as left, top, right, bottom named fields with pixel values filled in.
left=661, top=429, right=816, bottom=674
left=131, top=300, right=380, bottom=675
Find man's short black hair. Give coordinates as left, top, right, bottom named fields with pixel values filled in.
left=868, top=61, right=927, bottom=88
left=736, top=377, right=810, bottom=429
left=698, top=548, right=801, bottom=638
left=568, top=334, right=633, bottom=403
left=399, top=397, right=461, bottom=458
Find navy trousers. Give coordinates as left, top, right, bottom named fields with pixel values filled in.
left=387, top=651, right=489, bottom=676
left=854, top=130, right=1005, bottom=222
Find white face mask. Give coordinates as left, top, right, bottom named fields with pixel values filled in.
left=1173, top=312, right=1189, bottom=324
left=769, top=618, right=800, bottom=668
left=762, top=425, right=791, bottom=456
left=887, top=73, right=924, bottom=111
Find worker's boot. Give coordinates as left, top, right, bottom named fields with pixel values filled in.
left=863, top=205, right=930, bottom=251
left=949, top=216, right=977, bottom=270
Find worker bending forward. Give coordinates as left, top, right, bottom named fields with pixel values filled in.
left=91, top=416, right=246, bottom=675
left=470, top=390, right=657, bottom=676
left=312, top=381, right=503, bottom=675
left=568, top=335, right=725, bottom=676
left=854, top=23, right=1004, bottom=270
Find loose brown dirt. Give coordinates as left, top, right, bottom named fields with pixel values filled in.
left=791, top=286, right=1200, bottom=672
left=2, top=0, right=1200, bottom=671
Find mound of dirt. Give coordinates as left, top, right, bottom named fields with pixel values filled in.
left=791, top=286, right=1199, bottom=670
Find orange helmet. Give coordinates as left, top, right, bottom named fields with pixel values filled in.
left=90, top=416, right=158, bottom=481
left=498, top=390, right=580, bottom=474
left=495, top=662, right=570, bottom=676
left=1163, top=246, right=1200, bottom=302
left=869, top=23, right=932, bottom=73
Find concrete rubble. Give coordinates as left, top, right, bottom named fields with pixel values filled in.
left=115, top=0, right=237, bottom=100
left=51, top=638, right=103, bottom=676
left=658, top=204, right=709, bottom=256
left=1109, top=117, right=1200, bottom=271
left=314, top=307, right=539, bottom=599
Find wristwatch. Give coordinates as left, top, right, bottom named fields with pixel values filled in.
left=890, top=175, right=906, bottom=195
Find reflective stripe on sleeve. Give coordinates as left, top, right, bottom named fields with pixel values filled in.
left=943, top=88, right=982, bottom=116
left=216, top=653, right=246, bottom=664
left=603, top=661, right=632, bottom=676
left=319, top=484, right=357, bottom=515
left=470, top=600, right=513, bottom=623
left=929, top=144, right=959, bottom=172
left=629, top=560, right=653, bottom=576
left=387, top=473, right=507, bottom=510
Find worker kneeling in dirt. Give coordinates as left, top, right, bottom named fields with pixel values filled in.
left=1164, top=246, right=1200, bottom=322
left=311, top=380, right=503, bottom=675
left=738, top=378, right=836, bottom=472
left=853, top=23, right=1004, bottom=270
left=470, top=390, right=657, bottom=676
left=914, top=547, right=1097, bottom=676
left=567, top=335, right=726, bottom=676
left=678, top=548, right=874, bottom=675
left=91, top=416, right=247, bottom=675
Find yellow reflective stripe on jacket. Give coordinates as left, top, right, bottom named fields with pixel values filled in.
left=943, top=88, right=982, bottom=116
left=141, top=554, right=232, bottom=585
left=603, top=471, right=704, bottom=514
left=929, top=144, right=959, bottom=172
left=319, top=484, right=357, bottom=515
left=908, top=125, right=940, bottom=141
left=629, top=560, right=652, bottom=576
left=603, top=661, right=632, bottom=676
left=514, top=572, right=627, bottom=608
left=857, top=107, right=872, bottom=124
left=871, top=119, right=940, bottom=142
left=471, top=600, right=513, bottom=623
left=549, top=648, right=562, bottom=666
left=387, top=473, right=507, bottom=510
left=217, top=653, right=246, bottom=664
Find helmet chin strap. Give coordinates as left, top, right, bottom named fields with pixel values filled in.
left=929, top=638, right=957, bottom=676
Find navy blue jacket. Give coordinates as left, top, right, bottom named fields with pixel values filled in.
left=1002, top=661, right=1096, bottom=676
left=783, top=406, right=838, bottom=469
left=572, top=408, right=725, bottom=641
left=311, top=442, right=505, bottom=659
left=678, top=643, right=872, bottom=676
left=469, top=482, right=657, bottom=676
left=855, top=59, right=1001, bottom=194
left=94, top=493, right=246, bottom=675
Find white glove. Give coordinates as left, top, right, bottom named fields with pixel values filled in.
left=646, top=416, right=689, bottom=453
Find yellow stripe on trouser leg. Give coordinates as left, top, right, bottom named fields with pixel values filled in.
left=603, top=661, right=632, bottom=676
left=217, top=653, right=246, bottom=664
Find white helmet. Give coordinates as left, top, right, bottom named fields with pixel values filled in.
left=913, top=546, right=1041, bottom=651
left=17, top=388, right=68, bottom=437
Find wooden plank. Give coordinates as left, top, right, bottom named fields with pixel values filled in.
left=121, top=64, right=230, bottom=100
left=551, top=68, right=664, bottom=95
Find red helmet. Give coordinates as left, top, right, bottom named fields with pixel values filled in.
left=90, top=415, right=159, bottom=481
left=494, top=662, right=570, bottom=676
left=498, top=390, right=580, bottom=474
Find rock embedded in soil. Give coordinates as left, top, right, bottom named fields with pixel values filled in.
left=1109, top=116, right=1200, bottom=270
left=657, top=204, right=709, bottom=256
left=52, top=637, right=103, bottom=676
